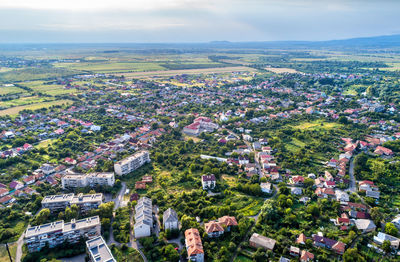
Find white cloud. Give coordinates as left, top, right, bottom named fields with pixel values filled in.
left=0, top=0, right=214, bottom=11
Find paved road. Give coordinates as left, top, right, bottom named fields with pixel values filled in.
left=114, top=182, right=127, bottom=210
left=15, top=233, right=24, bottom=262
left=348, top=155, right=357, bottom=193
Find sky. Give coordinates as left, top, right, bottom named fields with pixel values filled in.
left=0, top=0, right=399, bottom=43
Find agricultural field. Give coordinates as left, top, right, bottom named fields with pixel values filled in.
left=0, top=99, right=72, bottom=116
left=54, top=61, right=166, bottom=73
left=0, top=85, right=26, bottom=96
left=21, top=80, right=80, bottom=96
left=118, top=66, right=257, bottom=78
left=0, top=67, right=80, bottom=83
left=265, top=67, right=300, bottom=74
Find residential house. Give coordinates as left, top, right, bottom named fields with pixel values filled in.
left=185, top=228, right=204, bottom=262
left=300, top=250, right=314, bottom=262
left=163, top=208, right=179, bottom=231
left=355, top=219, right=376, bottom=233
left=289, top=246, right=300, bottom=257
left=9, top=181, right=23, bottom=190
left=204, top=221, right=224, bottom=238
left=201, top=174, right=216, bottom=190
left=249, top=233, right=276, bottom=251
left=373, top=232, right=400, bottom=250
left=335, top=190, right=349, bottom=202
left=296, top=233, right=307, bottom=245
left=260, top=182, right=272, bottom=194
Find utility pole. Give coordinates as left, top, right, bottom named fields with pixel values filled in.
left=5, top=243, right=13, bottom=262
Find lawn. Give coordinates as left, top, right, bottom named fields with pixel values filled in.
left=292, top=120, right=342, bottom=131
left=35, top=139, right=57, bottom=149
left=0, top=99, right=73, bottom=116
left=234, top=254, right=253, bottom=262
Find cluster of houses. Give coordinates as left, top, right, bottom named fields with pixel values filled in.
left=183, top=116, right=219, bottom=136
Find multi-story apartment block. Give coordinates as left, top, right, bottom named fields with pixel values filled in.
left=134, top=197, right=153, bottom=238
left=114, top=151, right=151, bottom=176
left=61, top=172, right=115, bottom=189
left=41, top=193, right=103, bottom=214
left=71, top=193, right=103, bottom=214
left=41, top=193, right=74, bottom=212
left=86, top=236, right=116, bottom=262
left=24, top=216, right=101, bottom=253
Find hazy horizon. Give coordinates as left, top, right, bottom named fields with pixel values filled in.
left=1, top=0, right=400, bottom=43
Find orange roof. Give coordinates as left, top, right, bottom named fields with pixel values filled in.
left=205, top=221, right=224, bottom=234
left=300, top=250, right=314, bottom=261
left=219, top=216, right=238, bottom=227
left=185, top=228, right=204, bottom=256
left=296, top=233, right=307, bottom=244
left=332, top=241, right=345, bottom=253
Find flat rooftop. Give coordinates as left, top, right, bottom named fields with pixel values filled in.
left=115, top=151, right=148, bottom=165
left=25, top=220, right=64, bottom=238
left=63, top=216, right=100, bottom=232
left=25, top=216, right=100, bottom=238
left=70, top=193, right=103, bottom=204
left=86, top=236, right=116, bottom=262
left=42, top=193, right=74, bottom=204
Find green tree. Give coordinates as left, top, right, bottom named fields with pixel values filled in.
left=382, top=240, right=391, bottom=253
left=35, top=208, right=50, bottom=225
left=385, top=222, right=398, bottom=237
left=343, top=248, right=365, bottom=262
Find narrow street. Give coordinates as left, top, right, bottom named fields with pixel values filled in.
left=15, top=233, right=24, bottom=262
left=348, top=155, right=358, bottom=193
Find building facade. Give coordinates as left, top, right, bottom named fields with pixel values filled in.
left=61, top=173, right=115, bottom=189
left=114, top=151, right=151, bottom=176
left=42, top=193, right=103, bottom=214
left=134, top=197, right=153, bottom=238
left=185, top=228, right=204, bottom=262
left=163, top=208, right=179, bottom=231
left=24, top=216, right=101, bottom=253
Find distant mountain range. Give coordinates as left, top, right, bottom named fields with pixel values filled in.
left=1, top=34, right=400, bottom=51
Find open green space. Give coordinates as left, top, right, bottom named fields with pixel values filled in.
left=0, top=99, right=72, bottom=116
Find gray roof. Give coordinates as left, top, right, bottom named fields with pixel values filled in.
left=42, top=193, right=74, bottom=204
left=163, top=208, right=178, bottom=224
left=86, top=236, right=116, bottom=262
left=355, top=219, right=376, bottom=231
left=249, top=233, right=276, bottom=250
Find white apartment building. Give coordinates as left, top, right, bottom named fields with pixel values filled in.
left=114, top=151, right=150, bottom=176
left=61, top=172, right=115, bottom=189
left=24, top=216, right=101, bottom=253
left=134, top=197, right=153, bottom=238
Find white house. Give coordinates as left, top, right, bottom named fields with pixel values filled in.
left=260, top=183, right=272, bottom=194
left=90, top=125, right=101, bottom=132
left=163, top=208, right=179, bottom=231
left=201, top=175, right=216, bottom=190
left=335, top=190, right=349, bottom=202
